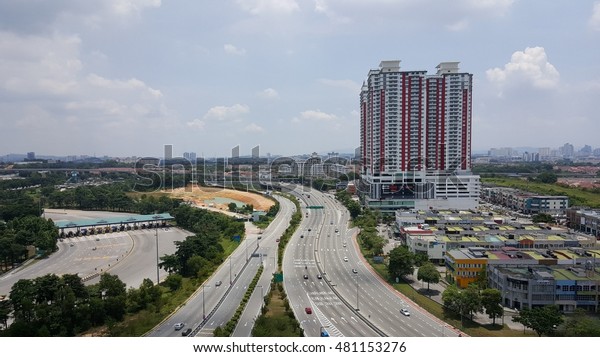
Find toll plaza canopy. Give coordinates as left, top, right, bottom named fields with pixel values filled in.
left=55, top=213, right=174, bottom=230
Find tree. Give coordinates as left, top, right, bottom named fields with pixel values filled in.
left=474, top=269, right=489, bottom=290
left=512, top=305, right=563, bottom=337
left=387, top=246, right=414, bottom=280
left=532, top=213, right=554, bottom=224
left=228, top=202, right=237, bottom=212
left=346, top=200, right=361, bottom=219
left=417, top=262, right=440, bottom=293
left=481, top=288, right=503, bottom=326
left=442, top=284, right=461, bottom=312
left=0, top=299, right=11, bottom=329
left=97, top=273, right=127, bottom=322
left=562, top=309, right=600, bottom=337
left=159, top=254, right=181, bottom=274
left=536, top=172, right=557, bottom=184
left=460, top=284, right=483, bottom=322
left=164, top=273, right=183, bottom=292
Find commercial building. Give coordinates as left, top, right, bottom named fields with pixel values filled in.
left=359, top=60, right=479, bottom=213
left=489, top=265, right=600, bottom=312
left=567, top=208, right=600, bottom=237
left=445, top=247, right=488, bottom=288
left=482, top=187, right=569, bottom=215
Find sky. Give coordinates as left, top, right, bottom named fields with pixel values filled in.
left=0, top=0, right=599, bottom=159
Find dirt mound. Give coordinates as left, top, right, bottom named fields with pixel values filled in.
left=168, top=185, right=275, bottom=211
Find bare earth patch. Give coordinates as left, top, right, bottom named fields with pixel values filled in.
left=167, top=185, right=275, bottom=211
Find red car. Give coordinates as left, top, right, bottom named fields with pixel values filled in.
left=305, top=307, right=312, bottom=314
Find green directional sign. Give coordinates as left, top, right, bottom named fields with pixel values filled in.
left=306, top=206, right=324, bottom=209
left=273, top=272, right=283, bottom=282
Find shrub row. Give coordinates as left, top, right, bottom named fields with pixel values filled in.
left=275, top=193, right=302, bottom=271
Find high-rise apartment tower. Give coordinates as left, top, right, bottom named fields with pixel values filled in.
left=359, top=60, right=480, bottom=212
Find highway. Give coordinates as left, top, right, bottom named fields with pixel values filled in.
left=147, top=194, right=295, bottom=337
left=284, top=187, right=460, bottom=337
left=283, top=187, right=379, bottom=337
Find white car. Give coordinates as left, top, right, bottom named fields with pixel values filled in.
left=400, top=308, right=410, bottom=316
left=343, top=257, right=348, bottom=262
left=174, top=322, right=185, bottom=330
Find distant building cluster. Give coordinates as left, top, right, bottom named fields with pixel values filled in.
left=480, top=143, right=600, bottom=163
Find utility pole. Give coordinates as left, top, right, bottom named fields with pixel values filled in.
left=356, top=275, right=359, bottom=311
left=155, top=226, right=160, bottom=285
left=202, top=285, right=208, bottom=320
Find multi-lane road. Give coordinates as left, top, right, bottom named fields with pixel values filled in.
left=147, top=195, right=295, bottom=337
left=283, top=188, right=460, bottom=337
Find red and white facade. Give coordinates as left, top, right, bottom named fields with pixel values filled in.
left=359, top=61, right=479, bottom=211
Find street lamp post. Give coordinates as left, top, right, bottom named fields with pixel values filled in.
left=257, top=285, right=264, bottom=309
left=355, top=275, right=359, bottom=311
left=229, top=257, right=232, bottom=284
left=155, top=226, right=160, bottom=285
left=202, top=284, right=206, bottom=320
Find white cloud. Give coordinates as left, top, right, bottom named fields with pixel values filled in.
left=297, top=109, right=338, bottom=122
left=87, top=74, right=163, bottom=99
left=257, top=88, right=279, bottom=99
left=186, top=119, right=206, bottom=130
left=446, top=19, right=469, bottom=32
left=236, top=0, right=300, bottom=15
left=0, top=32, right=82, bottom=95
left=224, top=44, right=246, bottom=56
left=0, top=29, right=174, bottom=154
left=486, top=46, right=560, bottom=89
left=318, top=78, right=361, bottom=92
left=308, top=0, right=514, bottom=30
left=313, top=0, right=352, bottom=24
left=590, top=1, right=600, bottom=31
left=463, top=0, right=514, bottom=14
left=203, top=104, right=250, bottom=121
left=110, top=0, right=162, bottom=17
left=244, top=123, right=265, bottom=133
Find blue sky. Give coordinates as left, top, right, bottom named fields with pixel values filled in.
left=0, top=0, right=599, bottom=158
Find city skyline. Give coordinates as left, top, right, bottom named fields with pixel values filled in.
left=1, top=1, right=599, bottom=157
